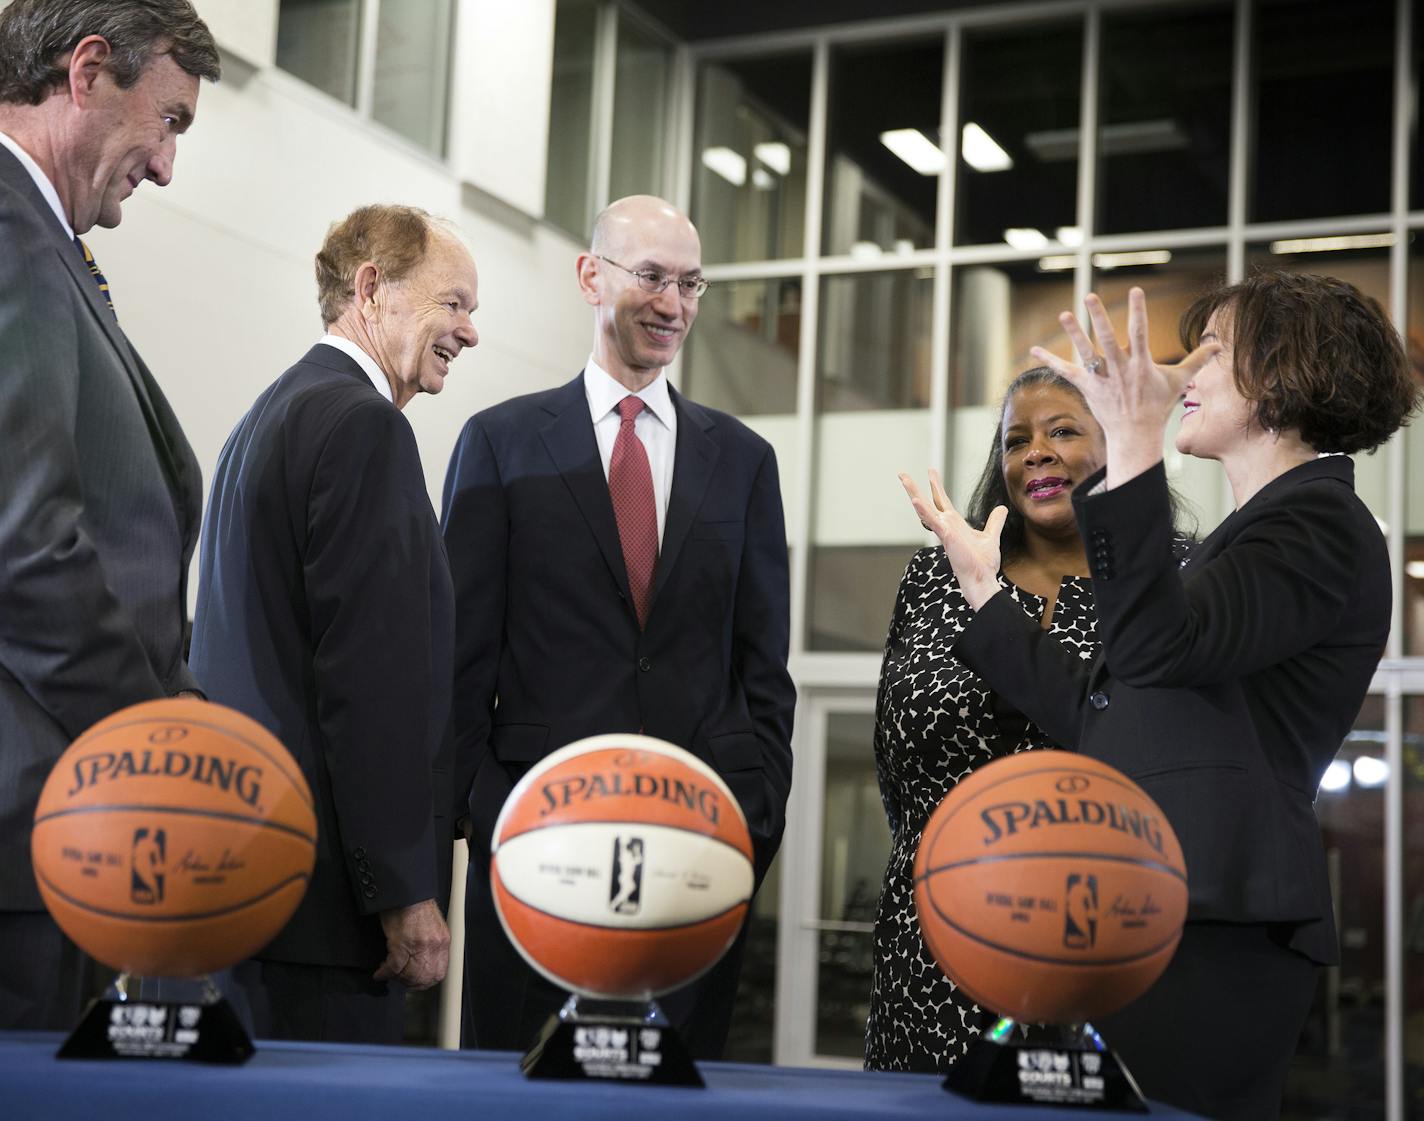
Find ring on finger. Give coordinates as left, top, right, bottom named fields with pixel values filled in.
left=1083, top=357, right=1105, bottom=376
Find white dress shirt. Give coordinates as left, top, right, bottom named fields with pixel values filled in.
left=319, top=334, right=393, bottom=404
left=584, top=357, right=677, bottom=543
left=0, top=129, right=73, bottom=239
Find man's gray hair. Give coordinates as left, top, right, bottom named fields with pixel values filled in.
left=0, top=0, right=220, bottom=106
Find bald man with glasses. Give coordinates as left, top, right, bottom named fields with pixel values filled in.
left=441, top=195, right=794, bottom=1060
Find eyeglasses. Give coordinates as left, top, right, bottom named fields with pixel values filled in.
left=597, top=255, right=710, bottom=299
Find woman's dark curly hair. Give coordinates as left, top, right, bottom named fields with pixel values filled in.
left=1179, top=271, right=1420, bottom=454
left=967, top=367, right=1196, bottom=563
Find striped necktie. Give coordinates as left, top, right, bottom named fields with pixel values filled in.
left=74, top=236, right=116, bottom=319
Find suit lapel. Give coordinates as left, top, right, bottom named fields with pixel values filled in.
left=652, top=388, right=719, bottom=610
left=55, top=240, right=184, bottom=493
left=539, top=374, right=632, bottom=603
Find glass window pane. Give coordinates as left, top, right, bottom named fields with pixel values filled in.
left=1098, top=4, right=1232, bottom=235
left=693, top=54, right=812, bottom=264
left=822, top=38, right=943, bottom=257
left=1250, top=240, right=1394, bottom=536
left=1287, top=696, right=1386, bottom=1116
left=808, top=270, right=933, bottom=652
left=544, top=0, right=599, bottom=238
left=682, top=277, right=800, bottom=416
left=726, top=853, right=780, bottom=1063
left=1404, top=692, right=1424, bottom=1110
left=1414, top=0, right=1424, bottom=211
left=815, top=711, right=885, bottom=1059
left=610, top=19, right=671, bottom=202
left=1404, top=239, right=1424, bottom=654
left=1252, top=0, right=1394, bottom=223
left=946, top=260, right=1073, bottom=515
left=818, top=270, right=933, bottom=412
left=276, top=0, right=361, bottom=106
left=371, top=0, right=453, bottom=154
left=955, top=22, right=1082, bottom=248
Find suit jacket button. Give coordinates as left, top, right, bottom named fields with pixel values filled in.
left=363, top=886, right=377, bottom=899
left=1090, top=691, right=1109, bottom=710
left=353, top=846, right=367, bottom=860
left=638, top=657, right=651, bottom=672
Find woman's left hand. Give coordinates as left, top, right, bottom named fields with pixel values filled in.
left=1030, top=286, right=1220, bottom=486
left=900, top=468, right=1006, bottom=611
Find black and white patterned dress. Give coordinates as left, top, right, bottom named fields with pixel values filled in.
left=864, top=546, right=1100, bottom=1073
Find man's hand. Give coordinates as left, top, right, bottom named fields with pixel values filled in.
left=374, top=899, right=450, bottom=990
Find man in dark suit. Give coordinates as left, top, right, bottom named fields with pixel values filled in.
left=0, top=0, right=220, bottom=1030
left=190, top=204, right=479, bottom=1043
left=442, top=194, right=795, bottom=1059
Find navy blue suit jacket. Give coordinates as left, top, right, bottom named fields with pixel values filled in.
left=191, top=346, right=455, bottom=969
left=441, top=373, right=795, bottom=881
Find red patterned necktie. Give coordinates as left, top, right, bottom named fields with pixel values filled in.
left=609, top=395, right=658, bottom=629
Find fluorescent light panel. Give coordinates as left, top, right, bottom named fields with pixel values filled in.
left=1319, top=759, right=1351, bottom=793
left=1268, top=233, right=1394, bottom=255
left=961, top=122, right=1012, bottom=172
left=752, top=168, right=776, bottom=190
left=1003, top=227, right=1049, bottom=251
left=753, top=141, right=791, bottom=176
left=1037, top=249, right=1173, bottom=272
left=1056, top=226, right=1083, bottom=247
left=701, top=146, right=747, bottom=187
left=879, top=128, right=946, bottom=175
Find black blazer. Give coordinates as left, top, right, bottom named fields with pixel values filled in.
left=956, top=457, right=1388, bottom=964
left=0, top=146, right=203, bottom=909
left=190, top=345, right=454, bottom=969
left=440, top=373, right=795, bottom=880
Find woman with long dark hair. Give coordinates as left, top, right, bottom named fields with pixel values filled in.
left=865, top=367, right=1106, bottom=1072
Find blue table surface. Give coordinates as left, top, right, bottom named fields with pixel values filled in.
left=0, top=1031, right=1199, bottom=1120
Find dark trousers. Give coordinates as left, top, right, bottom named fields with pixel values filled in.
left=224, top=959, right=407, bottom=1045
left=0, top=912, right=90, bottom=1030
left=1097, top=921, right=1317, bottom=1121
left=463, top=866, right=749, bottom=1060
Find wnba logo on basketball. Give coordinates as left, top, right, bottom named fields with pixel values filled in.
left=609, top=836, right=645, bottom=915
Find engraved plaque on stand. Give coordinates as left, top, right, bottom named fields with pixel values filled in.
left=944, top=1019, right=1146, bottom=1111
left=521, top=994, right=703, bottom=1086
left=57, top=972, right=254, bottom=1064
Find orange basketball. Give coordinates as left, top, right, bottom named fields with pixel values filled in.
left=491, top=734, right=755, bottom=999
left=914, top=750, right=1187, bottom=1023
left=31, top=698, right=316, bottom=977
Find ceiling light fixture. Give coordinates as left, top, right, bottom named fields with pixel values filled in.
left=1268, top=233, right=1394, bottom=255
left=701, top=147, right=747, bottom=187
left=753, top=141, right=791, bottom=176
left=880, top=128, right=946, bottom=175
left=960, top=122, right=1013, bottom=172
left=1004, top=228, right=1049, bottom=251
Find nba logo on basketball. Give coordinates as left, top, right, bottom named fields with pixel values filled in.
left=1063, top=872, right=1098, bottom=949
left=609, top=836, right=645, bottom=915
left=130, top=827, right=167, bottom=905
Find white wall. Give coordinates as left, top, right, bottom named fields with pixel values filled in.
left=83, top=0, right=587, bottom=521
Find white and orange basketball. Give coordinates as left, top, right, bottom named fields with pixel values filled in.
left=491, top=733, right=755, bottom=999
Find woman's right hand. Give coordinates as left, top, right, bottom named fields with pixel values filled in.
left=900, top=468, right=1006, bottom=611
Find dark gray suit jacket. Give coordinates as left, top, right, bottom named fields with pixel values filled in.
left=0, top=145, right=202, bottom=911
left=190, top=346, right=454, bottom=969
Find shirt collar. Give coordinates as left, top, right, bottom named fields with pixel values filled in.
left=584, top=355, right=674, bottom=430
left=319, top=334, right=394, bottom=404
left=0, top=129, right=73, bottom=240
